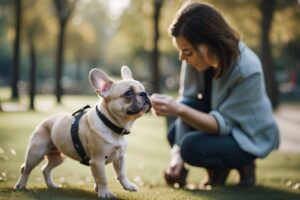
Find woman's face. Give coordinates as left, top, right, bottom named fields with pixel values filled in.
left=173, top=36, right=217, bottom=71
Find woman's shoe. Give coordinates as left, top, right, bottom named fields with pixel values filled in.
left=238, top=162, right=255, bottom=187
left=164, top=166, right=189, bottom=188
left=201, top=168, right=230, bottom=187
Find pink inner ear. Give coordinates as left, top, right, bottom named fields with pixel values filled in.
left=98, top=80, right=111, bottom=93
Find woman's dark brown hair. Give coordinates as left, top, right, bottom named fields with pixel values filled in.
left=169, top=2, right=240, bottom=78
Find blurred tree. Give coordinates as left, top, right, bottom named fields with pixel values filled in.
left=1, top=0, right=299, bottom=102
left=79, top=0, right=111, bottom=68
left=260, top=0, right=278, bottom=109
left=272, top=0, right=300, bottom=93
left=53, top=0, right=77, bottom=103
left=152, top=0, right=163, bottom=93
left=28, top=33, right=36, bottom=110
left=66, top=20, right=98, bottom=83
left=65, top=0, right=110, bottom=88
left=107, top=0, right=167, bottom=92
left=106, top=1, right=152, bottom=74
left=11, top=0, right=21, bottom=100
left=0, top=0, right=11, bottom=86
left=21, top=0, right=56, bottom=110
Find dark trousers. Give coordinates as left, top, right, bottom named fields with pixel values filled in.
left=167, top=97, right=256, bottom=170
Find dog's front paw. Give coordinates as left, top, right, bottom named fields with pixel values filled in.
left=47, top=183, right=61, bottom=189
left=14, top=183, right=26, bottom=190
left=122, top=181, right=138, bottom=192
left=97, top=187, right=115, bottom=198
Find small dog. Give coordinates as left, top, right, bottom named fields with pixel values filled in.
left=14, top=66, right=152, bottom=198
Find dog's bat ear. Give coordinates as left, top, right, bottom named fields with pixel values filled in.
left=121, top=65, right=133, bottom=80
left=89, top=68, right=113, bottom=98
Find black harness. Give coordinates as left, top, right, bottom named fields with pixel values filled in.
left=70, top=105, right=130, bottom=166
left=71, top=105, right=91, bottom=166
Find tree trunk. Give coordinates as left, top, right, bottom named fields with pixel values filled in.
left=55, top=23, right=65, bottom=104
left=261, top=0, right=279, bottom=109
left=54, top=0, right=77, bottom=104
left=11, top=0, right=21, bottom=100
left=29, top=39, right=36, bottom=110
left=76, top=50, right=82, bottom=82
left=152, top=0, right=163, bottom=93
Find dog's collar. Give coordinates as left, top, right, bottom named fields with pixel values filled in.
left=96, top=105, right=130, bottom=135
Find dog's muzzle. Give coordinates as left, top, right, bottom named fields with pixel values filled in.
left=126, top=92, right=152, bottom=115
left=140, top=92, right=152, bottom=113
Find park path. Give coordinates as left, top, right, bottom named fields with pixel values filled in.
left=275, top=103, right=300, bottom=153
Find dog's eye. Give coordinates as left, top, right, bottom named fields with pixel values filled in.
left=123, top=90, right=134, bottom=98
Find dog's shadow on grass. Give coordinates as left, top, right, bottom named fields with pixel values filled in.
left=3, top=187, right=125, bottom=200
left=183, top=185, right=300, bottom=200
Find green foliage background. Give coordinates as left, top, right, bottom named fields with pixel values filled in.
left=0, top=0, right=299, bottom=94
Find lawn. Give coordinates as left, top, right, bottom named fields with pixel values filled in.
left=0, top=95, right=300, bottom=200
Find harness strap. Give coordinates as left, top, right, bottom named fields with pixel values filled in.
left=71, top=105, right=91, bottom=166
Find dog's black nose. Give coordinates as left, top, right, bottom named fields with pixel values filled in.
left=139, top=92, right=148, bottom=97
left=139, top=92, right=152, bottom=113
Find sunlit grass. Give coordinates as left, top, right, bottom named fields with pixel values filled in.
left=0, top=94, right=300, bottom=200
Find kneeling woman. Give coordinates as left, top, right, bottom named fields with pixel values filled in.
left=150, top=2, right=279, bottom=188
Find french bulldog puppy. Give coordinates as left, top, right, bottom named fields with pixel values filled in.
left=14, top=66, right=152, bottom=198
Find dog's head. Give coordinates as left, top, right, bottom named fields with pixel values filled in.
left=89, top=66, right=152, bottom=120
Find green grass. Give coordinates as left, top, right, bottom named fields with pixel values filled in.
left=0, top=95, right=300, bottom=200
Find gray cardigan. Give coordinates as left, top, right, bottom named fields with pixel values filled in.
left=180, top=42, right=279, bottom=158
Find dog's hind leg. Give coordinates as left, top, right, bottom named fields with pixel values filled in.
left=14, top=125, right=51, bottom=190
left=42, top=151, right=65, bottom=188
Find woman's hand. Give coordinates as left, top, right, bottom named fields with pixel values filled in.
left=166, top=145, right=184, bottom=177
left=166, top=152, right=184, bottom=177
left=150, top=93, right=181, bottom=117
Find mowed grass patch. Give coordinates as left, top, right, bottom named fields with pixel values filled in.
left=0, top=95, right=299, bottom=200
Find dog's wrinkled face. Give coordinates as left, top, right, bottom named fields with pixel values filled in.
left=89, top=66, right=152, bottom=120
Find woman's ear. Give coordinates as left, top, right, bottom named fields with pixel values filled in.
left=198, top=44, right=209, bottom=57
left=198, top=44, right=218, bottom=68
left=89, top=68, right=114, bottom=98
